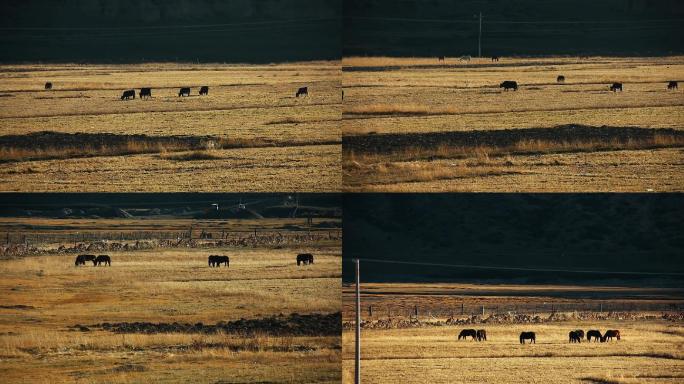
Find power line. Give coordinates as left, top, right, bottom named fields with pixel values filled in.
left=345, top=16, right=684, bottom=25
left=342, top=257, right=684, bottom=277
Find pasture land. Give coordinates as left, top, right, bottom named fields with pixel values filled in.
left=0, top=62, right=341, bottom=192
left=342, top=56, right=684, bottom=191
left=0, top=217, right=342, bottom=383
left=341, top=283, right=684, bottom=384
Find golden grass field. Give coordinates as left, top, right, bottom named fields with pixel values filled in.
left=0, top=62, right=341, bottom=192
left=342, top=56, right=684, bottom=191
left=0, top=218, right=342, bottom=383
left=342, top=283, right=684, bottom=384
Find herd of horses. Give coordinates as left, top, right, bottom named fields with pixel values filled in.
left=43, top=82, right=313, bottom=99
left=74, top=253, right=314, bottom=267
left=433, top=56, right=678, bottom=93
left=457, top=328, right=621, bottom=344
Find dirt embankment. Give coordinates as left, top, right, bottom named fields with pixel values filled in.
left=344, top=125, right=684, bottom=155
left=343, top=312, right=684, bottom=330
left=76, top=312, right=342, bottom=337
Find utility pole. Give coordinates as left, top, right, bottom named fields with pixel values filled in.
left=355, top=259, right=361, bottom=384
left=478, top=12, right=482, bottom=58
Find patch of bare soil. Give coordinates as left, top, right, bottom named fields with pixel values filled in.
left=81, top=312, right=341, bottom=336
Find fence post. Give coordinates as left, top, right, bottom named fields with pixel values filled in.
left=461, top=302, right=464, bottom=315
left=481, top=305, right=485, bottom=316
left=414, top=305, right=419, bottom=318
left=368, top=305, right=373, bottom=317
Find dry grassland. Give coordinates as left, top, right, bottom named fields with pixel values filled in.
left=342, top=56, right=684, bottom=191
left=0, top=62, right=341, bottom=192
left=0, top=218, right=341, bottom=383
left=341, top=282, right=684, bottom=383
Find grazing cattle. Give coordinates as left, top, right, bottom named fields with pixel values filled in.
left=45, top=82, right=52, bottom=90
left=587, top=330, right=602, bottom=342
left=569, top=330, right=582, bottom=343
left=208, top=255, right=229, bottom=267
left=139, top=87, right=152, bottom=99
left=476, top=329, right=487, bottom=341
left=602, top=330, right=620, bottom=342
left=296, top=87, right=308, bottom=98
left=178, top=87, right=191, bottom=97
left=667, top=81, right=678, bottom=90
left=199, top=86, right=209, bottom=95
left=500, top=81, right=518, bottom=91
left=94, top=255, right=111, bottom=266
left=458, top=329, right=478, bottom=341
left=574, top=330, right=585, bottom=339
left=438, top=56, right=445, bottom=62
left=519, top=332, right=536, bottom=344
left=120, top=89, right=135, bottom=100
left=557, top=75, right=565, bottom=83
left=610, top=82, right=623, bottom=92
left=296, top=253, right=314, bottom=266
left=75, top=254, right=96, bottom=266
left=491, top=56, right=499, bottom=62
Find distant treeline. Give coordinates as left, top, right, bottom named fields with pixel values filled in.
left=343, top=0, right=684, bottom=57
left=342, top=194, right=684, bottom=284
left=0, top=0, right=341, bottom=63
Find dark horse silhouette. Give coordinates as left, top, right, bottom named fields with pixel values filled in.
left=500, top=81, right=518, bottom=91
left=574, top=330, right=585, bottom=339
left=296, top=253, right=314, bottom=266
left=178, top=87, right=191, bottom=97
left=610, top=82, right=623, bottom=92
left=491, top=56, right=499, bottom=62
left=476, top=329, right=487, bottom=341
left=569, top=330, right=582, bottom=343
left=199, top=86, right=209, bottom=95
left=519, top=332, right=536, bottom=344
left=208, top=255, right=229, bottom=267
left=120, top=90, right=135, bottom=100
left=75, top=254, right=96, bottom=266
left=94, top=255, right=111, bottom=266
left=438, top=56, right=445, bottom=62
left=587, top=330, right=602, bottom=342
left=296, top=87, right=308, bottom=97
left=458, top=329, right=478, bottom=341
left=139, top=87, right=152, bottom=99
left=668, top=81, right=678, bottom=90
left=557, top=75, right=565, bottom=83
left=602, top=330, right=620, bottom=342
left=45, top=82, right=52, bottom=90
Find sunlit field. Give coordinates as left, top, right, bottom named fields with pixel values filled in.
left=342, top=56, right=684, bottom=191
left=0, top=62, right=341, bottom=192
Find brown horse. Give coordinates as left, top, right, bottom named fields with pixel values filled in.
left=458, top=329, right=478, bottom=341
left=569, top=330, right=581, bottom=343
left=476, top=329, right=487, bottom=341
left=94, top=255, right=111, bottom=266
left=587, top=330, right=602, bottom=342
left=519, top=332, right=535, bottom=344
left=602, top=330, right=620, bottom=342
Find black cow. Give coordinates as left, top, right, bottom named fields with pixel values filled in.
left=296, top=87, right=308, bottom=97
left=476, top=329, right=487, bottom=341
left=458, top=329, right=478, bottom=341
left=438, top=56, right=445, bottom=62
left=668, top=81, right=678, bottom=90
left=500, top=81, right=518, bottom=91
left=491, top=56, right=499, bottom=62
left=208, top=255, right=229, bottom=267
left=520, top=332, right=536, bottom=344
left=178, top=87, right=191, bottom=97
left=569, top=330, right=582, bottom=343
left=610, top=83, right=623, bottom=92
left=587, top=330, right=602, bottom=342
left=139, top=87, right=152, bottom=99
left=75, top=254, right=96, bottom=266
left=296, top=253, right=314, bottom=266
left=45, top=82, right=52, bottom=90
left=121, top=90, right=135, bottom=100
left=94, top=255, right=111, bottom=266
left=557, top=75, right=565, bottom=83
left=199, top=86, right=209, bottom=95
